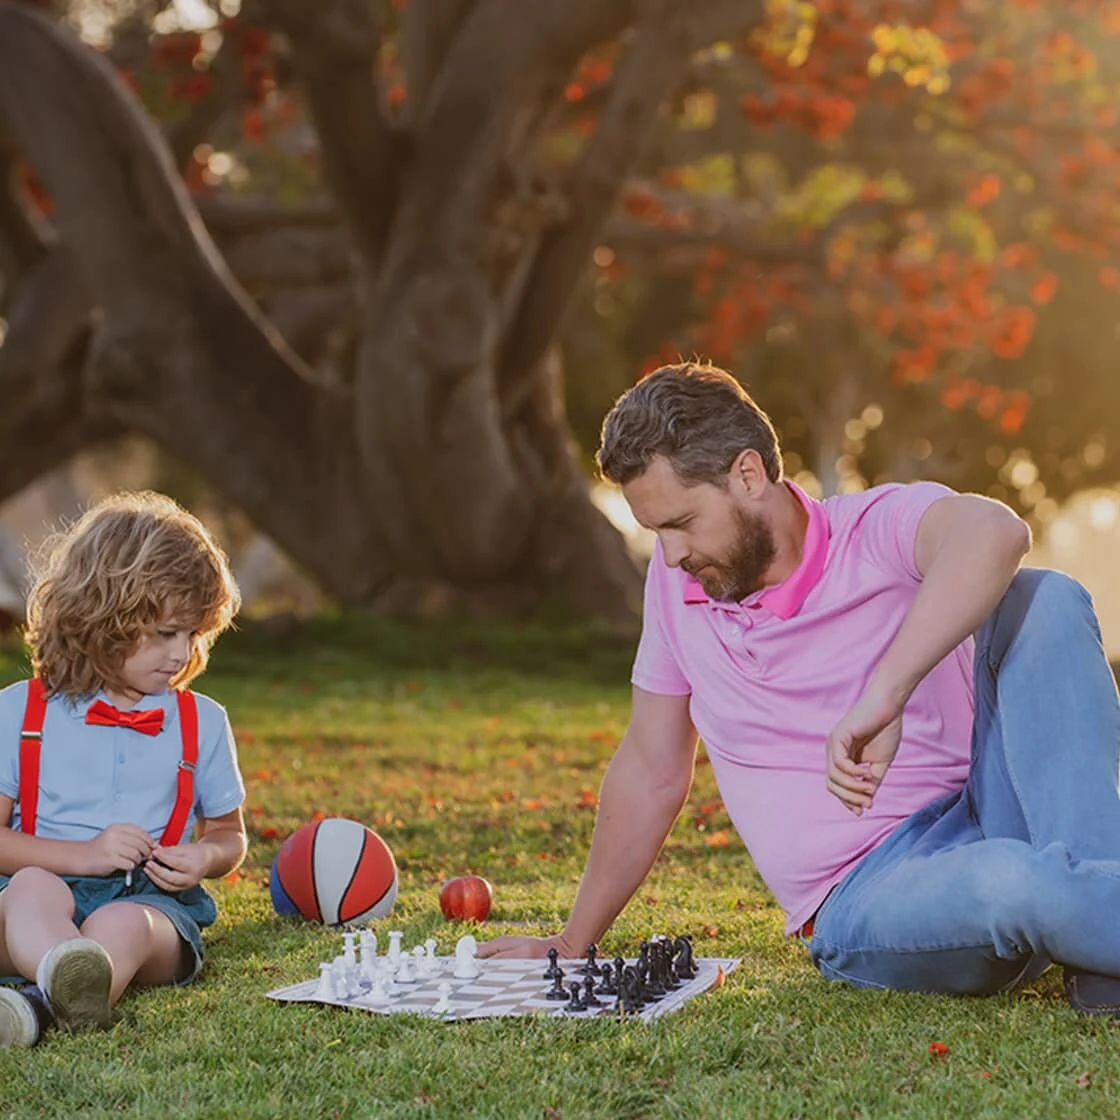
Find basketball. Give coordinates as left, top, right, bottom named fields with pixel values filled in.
left=269, top=818, right=399, bottom=926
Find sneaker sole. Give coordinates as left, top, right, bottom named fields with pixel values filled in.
left=44, top=942, right=113, bottom=1032
left=0, top=989, right=39, bottom=1049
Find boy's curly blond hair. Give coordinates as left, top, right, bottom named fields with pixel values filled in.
left=24, top=491, right=241, bottom=698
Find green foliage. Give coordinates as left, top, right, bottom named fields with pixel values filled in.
left=0, top=621, right=1117, bottom=1118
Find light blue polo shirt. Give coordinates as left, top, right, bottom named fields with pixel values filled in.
left=0, top=681, right=245, bottom=843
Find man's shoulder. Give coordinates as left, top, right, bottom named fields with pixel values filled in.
left=822, top=480, right=957, bottom=525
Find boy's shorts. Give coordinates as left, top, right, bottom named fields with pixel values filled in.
left=0, top=870, right=217, bottom=985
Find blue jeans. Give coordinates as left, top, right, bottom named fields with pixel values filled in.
left=809, top=568, right=1120, bottom=995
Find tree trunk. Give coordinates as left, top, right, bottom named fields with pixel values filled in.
left=0, top=2, right=763, bottom=619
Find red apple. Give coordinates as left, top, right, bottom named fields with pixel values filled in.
left=439, top=875, right=493, bottom=922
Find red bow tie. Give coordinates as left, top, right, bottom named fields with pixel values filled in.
left=85, top=700, right=164, bottom=736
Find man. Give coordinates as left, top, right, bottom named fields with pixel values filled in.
left=480, top=360, right=1120, bottom=1016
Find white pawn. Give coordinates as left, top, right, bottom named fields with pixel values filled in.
left=315, top=962, right=336, bottom=1001
left=397, top=953, right=416, bottom=984
left=342, top=929, right=358, bottom=966
left=421, top=939, right=439, bottom=978
left=367, top=976, right=391, bottom=1006
left=432, top=981, right=453, bottom=1014
left=453, top=934, right=480, bottom=980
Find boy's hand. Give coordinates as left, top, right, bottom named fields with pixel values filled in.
left=84, top=823, right=155, bottom=876
left=141, top=843, right=210, bottom=891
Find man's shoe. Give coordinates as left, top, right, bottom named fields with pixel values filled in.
left=1064, top=967, right=1120, bottom=1017
left=37, top=938, right=113, bottom=1032
left=0, top=987, right=42, bottom=1049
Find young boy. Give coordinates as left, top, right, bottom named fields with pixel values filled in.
left=0, top=491, right=247, bottom=1047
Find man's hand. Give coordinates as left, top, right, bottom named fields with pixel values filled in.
left=477, top=933, right=575, bottom=961
left=826, top=685, right=905, bottom=815
left=141, top=843, right=211, bottom=891
left=82, top=823, right=155, bottom=876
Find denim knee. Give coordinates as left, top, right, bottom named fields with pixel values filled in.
left=983, top=569, right=1097, bottom=668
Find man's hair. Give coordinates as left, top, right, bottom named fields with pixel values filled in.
left=25, top=491, right=241, bottom=698
left=596, top=361, right=783, bottom=487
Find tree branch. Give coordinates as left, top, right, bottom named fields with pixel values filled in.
left=499, top=3, right=731, bottom=400
left=255, top=0, right=397, bottom=271
left=400, top=0, right=475, bottom=126
left=0, top=4, right=391, bottom=601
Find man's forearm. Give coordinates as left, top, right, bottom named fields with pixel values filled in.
left=559, top=746, right=692, bottom=954
left=873, top=509, right=1030, bottom=704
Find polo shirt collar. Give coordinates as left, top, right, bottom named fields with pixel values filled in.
left=681, top=480, right=828, bottom=619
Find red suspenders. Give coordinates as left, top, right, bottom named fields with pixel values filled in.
left=17, top=678, right=198, bottom=846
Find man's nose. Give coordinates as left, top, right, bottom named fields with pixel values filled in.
left=661, top=538, right=688, bottom=569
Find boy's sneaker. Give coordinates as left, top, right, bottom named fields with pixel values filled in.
left=37, top=938, right=113, bottom=1032
left=0, top=987, right=42, bottom=1049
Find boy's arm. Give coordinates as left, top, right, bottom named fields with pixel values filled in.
left=144, top=807, right=247, bottom=890
left=480, top=687, right=698, bottom=959
left=0, top=794, right=154, bottom=876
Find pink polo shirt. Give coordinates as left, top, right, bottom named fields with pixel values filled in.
left=633, top=481, right=975, bottom=934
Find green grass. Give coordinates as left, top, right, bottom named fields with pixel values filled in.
left=0, top=616, right=1117, bottom=1119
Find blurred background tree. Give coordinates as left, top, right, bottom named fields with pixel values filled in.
left=1, top=0, right=1118, bottom=620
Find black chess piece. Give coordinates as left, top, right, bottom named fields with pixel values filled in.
left=578, top=943, right=602, bottom=976
left=657, top=937, right=681, bottom=989
left=565, top=982, right=586, bottom=1012
left=543, top=947, right=562, bottom=980
left=619, top=965, right=644, bottom=1013
left=673, top=935, right=697, bottom=980
left=544, top=970, right=568, bottom=1000
left=599, top=962, right=617, bottom=996
left=646, top=942, right=667, bottom=997
left=582, top=974, right=603, bottom=1008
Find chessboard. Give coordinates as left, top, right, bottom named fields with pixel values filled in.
left=266, top=931, right=739, bottom=1023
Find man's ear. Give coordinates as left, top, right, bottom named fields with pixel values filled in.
left=731, top=448, right=767, bottom=497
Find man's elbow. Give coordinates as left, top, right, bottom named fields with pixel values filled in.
left=997, top=510, right=1032, bottom=564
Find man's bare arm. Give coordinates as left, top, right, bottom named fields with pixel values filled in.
left=479, top=687, right=697, bottom=959
left=827, top=494, right=1031, bottom=811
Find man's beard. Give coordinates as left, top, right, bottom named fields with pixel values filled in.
left=686, top=506, right=777, bottom=602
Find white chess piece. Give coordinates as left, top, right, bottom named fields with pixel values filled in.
left=333, top=957, right=358, bottom=999
left=387, top=930, right=404, bottom=967
left=420, top=939, right=439, bottom=978
left=360, top=945, right=379, bottom=984
left=452, top=934, right=480, bottom=979
left=315, top=962, right=336, bottom=1000
left=397, top=954, right=415, bottom=984
left=342, top=930, right=357, bottom=967
left=359, top=928, right=377, bottom=962
left=432, top=981, right=453, bottom=1014
left=367, top=976, right=390, bottom=1006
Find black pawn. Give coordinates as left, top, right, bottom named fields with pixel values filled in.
left=582, top=974, right=603, bottom=1008
left=543, top=947, right=562, bottom=980
left=545, top=970, right=568, bottom=1000
left=578, top=942, right=602, bottom=976
left=599, top=962, right=617, bottom=996
left=565, top=982, right=586, bottom=1012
